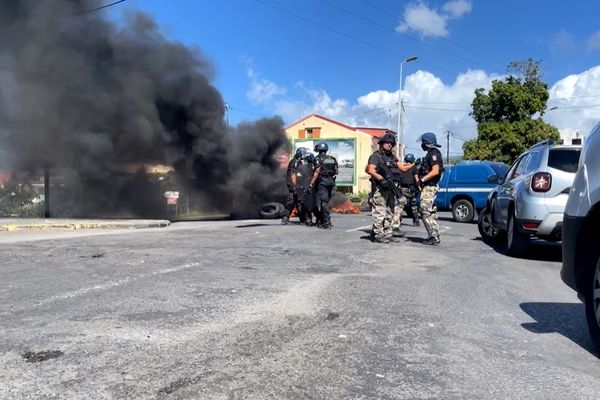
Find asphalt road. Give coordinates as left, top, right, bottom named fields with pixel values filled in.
left=0, top=212, right=599, bottom=399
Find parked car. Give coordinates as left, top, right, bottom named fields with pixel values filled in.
left=435, top=160, right=509, bottom=223
left=561, top=122, right=600, bottom=349
left=478, top=139, right=582, bottom=256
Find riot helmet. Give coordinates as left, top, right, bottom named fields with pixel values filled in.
left=420, top=132, right=441, bottom=150
left=378, top=133, right=397, bottom=146
left=404, top=153, right=415, bottom=163
left=295, top=147, right=308, bottom=159
left=304, top=153, right=315, bottom=163
left=314, top=142, right=329, bottom=153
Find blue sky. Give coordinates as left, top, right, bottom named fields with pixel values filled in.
left=119, top=0, right=600, bottom=155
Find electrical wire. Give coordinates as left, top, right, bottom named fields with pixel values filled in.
left=253, top=0, right=489, bottom=84
left=321, top=0, right=499, bottom=71
left=404, top=105, right=470, bottom=112
left=81, top=0, right=127, bottom=14
left=360, top=0, right=505, bottom=68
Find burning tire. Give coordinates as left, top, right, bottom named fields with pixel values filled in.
left=259, top=202, right=285, bottom=219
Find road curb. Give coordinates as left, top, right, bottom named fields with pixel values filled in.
left=0, top=220, right=171, bottom=232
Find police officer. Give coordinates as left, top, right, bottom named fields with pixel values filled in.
left=418, top=132, right=444, bottom=245
left=366, top=133, right=414, bottom=243
left=309, top=142, right=338, bottom=229
left=392, top=153, right=421, bottom=234
left=296, top=152, right=316, bottom=226
left=282, top=147, right=308, bottom=224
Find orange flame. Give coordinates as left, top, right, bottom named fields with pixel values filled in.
left=331, top=200, right=360, bottom=214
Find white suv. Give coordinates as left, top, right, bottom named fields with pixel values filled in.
left=561, top=122, right=600, bottom=349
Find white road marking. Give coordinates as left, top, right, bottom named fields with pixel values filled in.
left=345, top=225, right=372, bottom=232
left=35, top=262, right=201, bottom=307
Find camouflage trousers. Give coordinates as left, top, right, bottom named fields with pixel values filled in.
left=393, top=187, right=418, bottom=228
left=420, top=185, right=440, bottom=239
left=372, top=188, right=396, bottom=239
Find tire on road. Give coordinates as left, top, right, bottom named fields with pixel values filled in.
left=506, top=209, right=529, bottom=257
left=584, top=252, right=600, bottom=350
left=259, top=202, right=285, bottom=219
left=478, top=206, right=500, bottom=243
left=452, top=199, right=475, bottom=223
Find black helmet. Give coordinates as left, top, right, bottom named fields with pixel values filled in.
left=295, top=147, right=308, bottom=159
left=314, top=142, right=329, bottom=153
left=304, top=153, right=315, bottom=163
left=404, top=153, right=415, bottom=163
left=379, top=133, right=397, bottom=145
left=420, top=132, right=441, bottom=148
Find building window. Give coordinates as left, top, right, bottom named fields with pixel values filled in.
left=572, top=138, right=582, bottom=145
left=305, top=128, right=313, bottom=138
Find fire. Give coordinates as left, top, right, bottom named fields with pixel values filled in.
left=289, top=200, right=360, bottom=216
left=331, top=200, right=360, bottom=214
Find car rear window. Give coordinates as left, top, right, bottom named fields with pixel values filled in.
left=490, top=163, right=508, bottom=178
left=548, top=148, right=581, bottom=173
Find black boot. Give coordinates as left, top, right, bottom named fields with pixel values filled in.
left=422, top=236, right=440, bottom=246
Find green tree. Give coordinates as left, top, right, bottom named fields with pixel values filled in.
left=463, top=59, right=560, bottom=164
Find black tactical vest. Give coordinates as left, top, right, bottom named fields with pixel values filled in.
left=376, top=151, right=400, bottom=181
left=317, top=155, right=337, bottom=177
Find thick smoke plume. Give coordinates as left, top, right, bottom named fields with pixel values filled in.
left=0, top=0, right=289, bottom=217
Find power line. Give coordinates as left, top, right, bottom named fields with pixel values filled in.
left=548, top=104, right=600, bottom=110
left=360, top=0, right=504, bottom=68
left=404, top=105, right=470, bottom=112
left=253, top=0, right=490, bottom=85
left=321, top=0, right=499, bottom=71
left=82, top=0, right=127, bottom=14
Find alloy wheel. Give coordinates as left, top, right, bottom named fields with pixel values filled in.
left=594, top=262, right=600, bottom=328
left=456, top=204, right=469, bottom=220
left=480, top=210, right=497, bottom=237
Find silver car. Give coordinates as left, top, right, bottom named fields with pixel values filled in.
left=561, top=122, right=600, bottom=349
left=478, top=139, right=582, bottom=256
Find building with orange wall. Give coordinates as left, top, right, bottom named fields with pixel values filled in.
left=285, top=114, right=395, bottom=194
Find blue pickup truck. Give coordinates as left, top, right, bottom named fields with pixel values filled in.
left=435, top=160, right=509, bottom=223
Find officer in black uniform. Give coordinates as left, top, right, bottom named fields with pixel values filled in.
left=296, top=152, right=316, bottom=225
left=418, top=132, right=444, bottom=245
left=392, top=153, right=420, bottom=230
left=282, top=147, right=308, bottom=224
left=309, top=142, right=338, bottom=229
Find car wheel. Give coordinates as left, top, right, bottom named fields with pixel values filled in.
left=452, top=199, right=475, bottom=223
left=478, top=206, right=499, bottom=242
left=584, top=254, right=600, bottom=350
left=506, top=210, right=529, bottom=257
left=259, top=202, right=285, bottom=219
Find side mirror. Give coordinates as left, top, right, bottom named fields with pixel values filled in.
left=488, top=174, right=499, bottom=184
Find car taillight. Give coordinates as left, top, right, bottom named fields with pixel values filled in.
left=531, top=172, right=552, bottom=192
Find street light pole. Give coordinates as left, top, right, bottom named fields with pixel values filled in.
left=396, top=56, right=418, bottom=159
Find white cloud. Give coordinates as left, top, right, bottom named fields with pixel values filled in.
left=396, top=0, right=472, bottom=38
left=550, top=29, right=577, bottom=55
left=248, top=64, right=600, bottom=155
left=254, top=68, right=497, bottom=156
left=245, top=65, right=286, bottom=104
left=586, top=30, right=600, bottom=53
left=442, top=0, right=472, bottom=18
left=546, top=65, right=600, bottom=138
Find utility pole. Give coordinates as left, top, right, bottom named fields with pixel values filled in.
left=446, top=130, right=451, bottom=164
left=44, top=167, right=50, bottom=218
left=396, top=56, right=418, bottom=159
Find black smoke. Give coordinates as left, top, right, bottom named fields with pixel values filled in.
left=0, top=0, right=289, bottom=218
